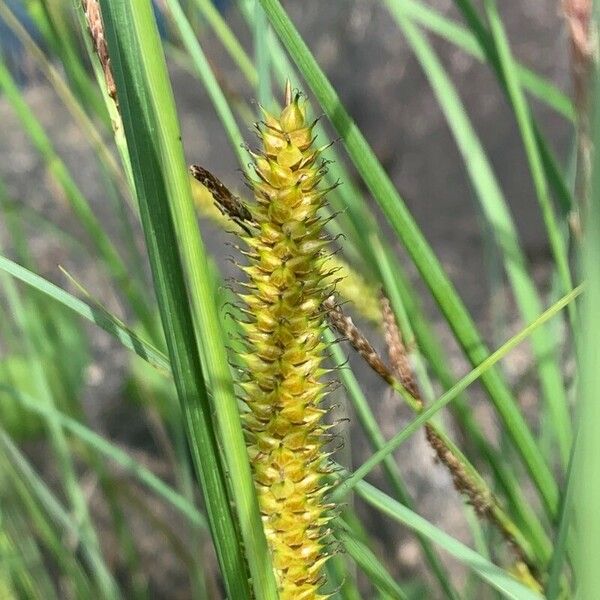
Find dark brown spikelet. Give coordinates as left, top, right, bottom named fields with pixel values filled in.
left=189, top=164, right=253, bottom=231
left=380, top=295, right=421, bottom=401
left=424, top=425, right=493, bottom=517
left=324, top=295, right=393, bottom=384
left=380, top=296, right=536, bottom=569
left=82, top=0, right=117, bottom=101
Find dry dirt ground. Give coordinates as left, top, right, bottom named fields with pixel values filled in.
left=0, top=1, right=574, bottom=597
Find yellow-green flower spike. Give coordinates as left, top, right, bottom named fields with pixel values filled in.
left=240, top=83, right=335, bottom=599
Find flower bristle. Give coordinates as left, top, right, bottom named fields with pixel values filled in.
left=240, top=84, right=335, bottom=598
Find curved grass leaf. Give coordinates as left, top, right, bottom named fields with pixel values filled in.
left=0, top=271, right=119, bottom=599
left=327, top=328, right=460, bottom=599
left=546, top=446, right=575, bottom=599
left=483, top=0, right=575, bottom=314
left=1, top=385, right=205, bottom=529
left=0, top=430, right=102, bottom=597
left=573, top=19, right=600, bottom=596
left=163, top=0, right=249, bottom=169
left=193, top=0, right=257, bottom=86
left=372, top=237, right=552, bottom=563
left=0, top=1, right=127, bottom=196
left=450, top=0, right=576, bottom=226
left=0, top=55, right=155, bottom=337
left=0, top=255, right=170, bottom=375
left=0, top=505, right=59, bottom=600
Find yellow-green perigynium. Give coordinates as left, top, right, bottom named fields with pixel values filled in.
left=239, top=88, right=335, bottom=599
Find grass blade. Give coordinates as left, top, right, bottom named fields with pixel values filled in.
left=163, top=0, right=249, bottom=168
left=0, top=0, right=127, bottom=196
left=1, top=384, right=205, bottom=529
left=573, top=9, right=600, bottom=594
left=0, top=432, right=95, bottom=596
left=546, top=445, right=575, bottom=599
left=98, top=1, right=277, bottom=596
left=97, top=2, right=250, bottom=595
left=372, top=237, right=552, bottom=564
left=386, top=0, right=571, bottom=469
left=0, top=270, right=119, bottom=598
left=193, top=0, right=257, bottom=86
left=0, top=55, right=156, bottom=338
left=336, top=521, right=409, bottom=600
left=0, top=255, right=170, bottom=374
left=254, top=1, right=271, bottom=106
left=35, top=0, right=107, bottom=120
left=327, top=328, right=460, bottom=599
left=354, top=481, right=543, bottom=600
left=483, top=0, right=575, bottom=316
left=450, top=0, right=576, bottom=221
left=395, top=0, right=574, bottom=121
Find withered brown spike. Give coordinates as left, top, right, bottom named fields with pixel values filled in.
left=82, top=0, right=117, bottom=101
left=425, top=424, right=533, bottom=568
left=189, top=165, right=253, bottom=234
left=380, top=295, right=421, bottom=402
left=562, top=0, right=594, bottom=123
left=323, top=295, right=393, bottom=383
left=562, top=0, right=594, bottom=223
left=563, top=0, right=593, bottom=64
left=424, top=425, right=493, bottom=518
left=377, top=304, right=534, bottom=569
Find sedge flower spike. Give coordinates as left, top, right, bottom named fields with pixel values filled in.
left=239, top=84, right=336, bottom=599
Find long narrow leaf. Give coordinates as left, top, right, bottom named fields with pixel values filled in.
left=98, top=1, right=277, bottom=597
left=573, top=8, right=600, bottom=593
left=0, top=56, right=155, bottom=337
left=97, top=2, right=253, bottom=596
left=336, top=522, right=409, bottom=600
left=354, top=481, right=543, bottom=600
left=395, top=0, right=574, bottom=121
left=327, top=329, right=460, bottom=599
left=483, top=0, right=575, bottom=326
left=0, top=255, right=170, bottom=375
left=1, top=384, right=205, bottom=529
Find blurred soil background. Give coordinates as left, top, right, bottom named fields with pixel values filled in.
left=0, top=1, right=574, bottom=596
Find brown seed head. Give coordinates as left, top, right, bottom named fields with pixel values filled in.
left=82, top=0, right=117, bottom=101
